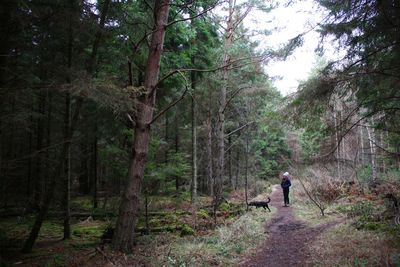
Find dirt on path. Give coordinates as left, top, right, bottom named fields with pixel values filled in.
left=237, top=185, right=339, bottom=267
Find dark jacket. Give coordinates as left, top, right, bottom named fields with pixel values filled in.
left=281, top=178, right=291, bottom=189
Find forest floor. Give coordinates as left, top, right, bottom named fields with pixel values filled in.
left=2, top=181, right=400, bottom=266
left=236, top=185, right=342, bottom=267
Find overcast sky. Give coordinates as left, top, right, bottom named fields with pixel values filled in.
left=244, top=0, right=341, bottom=96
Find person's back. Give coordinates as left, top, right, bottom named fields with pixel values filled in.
left=281, top=176, right=291, bottom=189
left=281, top=172, right=291, bottom=207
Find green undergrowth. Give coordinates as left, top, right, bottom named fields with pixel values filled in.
left=0, top=217, right=109, bottom=253
left=159, top=208, right=276, bottom=266
left=338, top=199, right=400, bottom=236
left=0, top=218, right=64, bottom=249
left=70, top=197, right=95, bottom=211
left=70, top=196, right=121, bottom=214
left=43, top=253, right=65, bottom=267
left=1, top=191, right=267, bottom=266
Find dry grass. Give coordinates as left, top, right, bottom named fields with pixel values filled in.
left=308, top=221, right=400, bottom=267
left=160, top=208, right=276, bottom=266
left=290, top=180, right=343, bottom=226
left=290, top=171, right=400, bottom=266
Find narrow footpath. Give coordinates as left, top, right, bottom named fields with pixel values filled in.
left=237, top=185, right=339, bottom=267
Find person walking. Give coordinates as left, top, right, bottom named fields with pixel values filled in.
left=281, top=172, right=291, bottom=207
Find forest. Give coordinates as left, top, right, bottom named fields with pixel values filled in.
left=0, top=0, right=399, bottom=266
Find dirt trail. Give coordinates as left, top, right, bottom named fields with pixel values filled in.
left=237, top=185, right=339, bottom=267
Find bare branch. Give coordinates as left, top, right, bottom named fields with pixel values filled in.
left=223, top=86, right=250, bottom=113
left=315, top=107, right=400, bottom=160
left=166, top=1, right=221, bottom=28
left=150, top=71, right=189, bottom=125
left=156, top=54, right=269, bottom=88
left=231, top=5, right=252, bottom=35
left=225, top=121, right=254, bottom=138
left=368, top=137, right=400, bottom=157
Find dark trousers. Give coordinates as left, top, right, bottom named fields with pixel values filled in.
left=283, top=188, right=290, bottom=205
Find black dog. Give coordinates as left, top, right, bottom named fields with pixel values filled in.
left=248, top=198, right=271, bottom=212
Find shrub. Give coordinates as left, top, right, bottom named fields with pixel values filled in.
left=197, top=209, right=209, bottom=219
left=249, top=179, right=270, bottom=197
left=166, top=209, right=271, bottom=266
left=349, top=202, right=373, bottom=220
left=180, top=224, right=194, bottom=236
left=220, top=202, right=231, bottom=212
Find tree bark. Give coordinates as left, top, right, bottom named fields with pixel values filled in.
left=0, top=113, right=3, bottom=206
left=63, top=92, right=71, bottom=240
left=112, top=0, right=170, bottom=253
left=245, top=135, right=249, bottom=211
left=27, top=113, right=33, bottom=199
left=367, top=120, right=378, bottom=184
left=44, top=91, right=52, bottom=194
left=333, top=110, right=341, bottom=180
left=191, top=71, right=197, bottom=205
left=165, top=110, right=169, bottom=163
left=63, top=0, right=74, bottom=238
left=215, top=0, right=234, bottom=207
left=92, top=122, right=98, bottom=209
left=228, top=134, right=232, bottom=189
left=359, top=125, right=364, bottom=165
left=79, top=141, right=89, bottom=194
left=33, top=92, right=46, bottom=208
left=175, top=105, right=180, bottom=190
left=235, top=146, right=240, bottom=190
left=128, top=60, right=133, bottom=87
left=206, top=89, right=213, bottom=196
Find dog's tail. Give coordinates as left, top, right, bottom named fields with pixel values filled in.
left=267, top=197, right=271, bottom=203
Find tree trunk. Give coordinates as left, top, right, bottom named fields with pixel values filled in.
left=145, top=194, right=149, bottom=235
left=63, top=92, right=71, bottom=240
left=191, top=71, right=197, bottom=205
left=228, top=135, right=232, bottom=189
left=44, top=91, right=52, bottom=194
left=165, top=110, right=169, bottom=163
left=33, top=92, right=46, bottom=208
left=245, top=135, right=249, bottom=211
left=0, top=115, right=3, bottom=206
left=21, top=0, right=110, bottom=252
left=206, top=89, right=213, bottom=196
left=215, top=0, right=234, bottom=207
left=175, top=105, right=180, bottom=190
left=128, top=60, right=133, bottom=87
left=235, top=147, right=240, bottom=190
left=359, top=125, right=364, bottom=165
left=397, top=145, right=400, bottom=170
left=112, top=0, right=170, bottom=253
left=62, top=0, right=75, bottom=238
left=333, top=110, right=341, bottom=180
left=27, top=113, right=33, bottom=199
left=22, top=99, right=83, bottom=253
left=366, top=121, right=378, bottom=184
left=79, top=141, right=89, bottom=194
left=380, top=131, right=386, bottom=173
left=92, top=122, right=98, bottom=209
left=87, top=0, right=111, bottom=74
